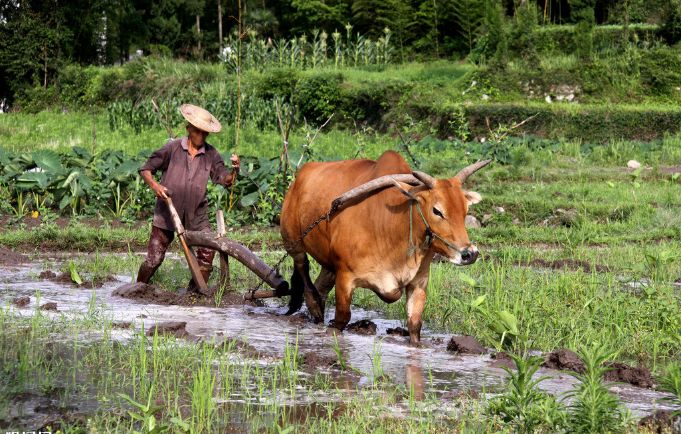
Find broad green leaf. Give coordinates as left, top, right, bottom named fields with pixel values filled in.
left=69, top=262, right=83, bottom=285
left=458, top=272, right=477, bottom=287
left=470, top=294, right=487, bottom=309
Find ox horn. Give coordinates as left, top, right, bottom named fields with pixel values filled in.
left=412, top=171, right=436, bottom=189
left=329, top=173, right=421, bottom=215
left=454, top=159, right=492, bottom=183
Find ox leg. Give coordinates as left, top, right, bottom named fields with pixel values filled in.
left=329, top=273, right=354, bottom=332
left=314, top=267, right=336, bottom=314
left=405, top=281, right=427, bottom=345
left=288, top=253, right=324, bottom=322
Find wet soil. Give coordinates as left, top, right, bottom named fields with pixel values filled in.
left=40, top=271, right=117, bottom=288
left=527, top=258, right=609, bottom=273
left=542, top=348, right=585, bottom=373
left=604, top=362, right=654, bottom=389
left=146, top=321, right=191, bottom=339
left=346, top=319, right=377, bottom=335
left=112, top=282, right=247, bottom=307
left=447, top=336, right=486, bottom=355
left=638, top=410, right=681, bottom=433
left=386, top=326, right=410, bottom=337
left=39, top=302, right=58, bottom=311
left=490, top=352, right=515, bottom=369
left=13, top=296, right=30, bottom=307
left=542, top=348, right=655, bottom=389
left=0, top=246, right=27, bottom=265
left=303, top=351, right=339, bottom=370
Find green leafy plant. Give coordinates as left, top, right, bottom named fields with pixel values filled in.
left=117, top=387, right=168, bottom=434
left=658, top=362, right=681, bottom=415
left=567, top=344, right=630, bottom=433
left=488, top=354, right=566, bottom=432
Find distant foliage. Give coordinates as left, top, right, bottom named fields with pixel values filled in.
left=660, top=0, right=681, bottom=45
left=452, top=0, right=485, bottom=53
left=508, top=2, right=540, bottom=65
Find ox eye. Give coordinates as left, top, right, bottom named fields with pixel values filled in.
left=432, top=207, right=444, bottom=219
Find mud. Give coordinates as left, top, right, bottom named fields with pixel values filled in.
left=39, top=302, right=58, bottom=311
left=604, top=362, right=654, bottom=389
left=528, top=258, right=609, bottom=273
left=13, top=295, right=30, bottom=307
left=542, top=348, right=586, bottom=373
left=638, top=410, right=681, bottom=433
left=39, top=270, right=57, bottom=279
left=346, top=319, right=377, bottom=335
left=146, top=321, right=192, bottom=339
left=0, top=246, right=27, bottom=265
left=112, top=282, right=246, bottom=307
left=303, top=351, right=339, bottom=370
left=46, top=271, right=117, bottom=288
left=1, top=263, right=679, bottom=422
left=386, top=327, right=410, bottom=337
left=490, top=352, right=515, bottom=369
left=542, top=349, right=654, bottom=389
left=447, top=335, right=486, bottom=355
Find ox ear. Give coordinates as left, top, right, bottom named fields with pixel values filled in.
left=465, top=190, right=482, bottom=206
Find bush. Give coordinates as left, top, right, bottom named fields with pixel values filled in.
left=660, top=0, right=681, bottom=45
left=639, top=47, right=681, bottom=94
left=255, top=67, right=300, bottom=101
left=292, top=72, right=342, bottom=126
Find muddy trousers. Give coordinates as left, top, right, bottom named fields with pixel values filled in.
left=137, top=226, right=216, bottom=290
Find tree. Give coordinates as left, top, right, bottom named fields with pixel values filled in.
left=452, top=0, right=484, bottom=53
left=288, top=0, right=350, bottom=34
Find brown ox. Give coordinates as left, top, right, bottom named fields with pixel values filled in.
left=280, top=151, right=489, bottom=344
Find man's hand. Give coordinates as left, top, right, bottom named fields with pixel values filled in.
left=152, top=183, right=169, bottom=199
left=230, top=154, right=240, bottom=173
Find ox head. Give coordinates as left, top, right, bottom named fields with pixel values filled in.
left=394, top=160, right=491, bottom=266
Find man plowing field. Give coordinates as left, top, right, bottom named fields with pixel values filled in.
left=136, top=104, right=241, bottom=293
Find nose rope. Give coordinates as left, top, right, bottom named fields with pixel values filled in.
left=408, top=199, right=461, bottom=256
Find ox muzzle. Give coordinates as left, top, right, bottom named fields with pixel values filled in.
left=451, top=245, right=479, bottom=266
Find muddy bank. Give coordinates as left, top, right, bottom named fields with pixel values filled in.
left=638, top=410, right=681, bottom=433
left=447, top=336, right=486, bottom=355
left=542, top=348, right=654, bottom=388
left=0, top=246, right=27, bottom=265
left=112, top=282, right=248, bottom=307
left=346, top=319, right=377, bottom=335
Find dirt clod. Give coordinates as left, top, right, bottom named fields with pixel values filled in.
left=303, top=352, right=338, bottom=369
left=346, top=320, right=377, bottom=335
left=604, top=362, right=654, bottom=388
left=39, top=270, right=57, bottom=279
left=112, top=321, right=133, bottom=329
left=490, top=352, right=515, bottom=369
left=0, top=246, right=27, bottom=265
left=113, top=282, right=245, bottom=307
left=386, top=327, right=410, bottom=337
left=638, top=410, right=681, bottom=434
left=13, top=296, right=30, bottom=307
left=146, top=321, right=189, bottom=338
left=446, top=335, right=486, bottom=355
left=40, top=302, right=58, bottom=311
left=542, top=348, right=585, bottom=373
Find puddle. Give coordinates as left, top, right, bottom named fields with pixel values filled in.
left=1, top=262, right=679, bottom=424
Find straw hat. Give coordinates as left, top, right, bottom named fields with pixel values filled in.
left=179, top=104, right=222, bottom=133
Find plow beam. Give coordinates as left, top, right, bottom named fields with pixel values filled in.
left=184, top=231, right=289, bottom=294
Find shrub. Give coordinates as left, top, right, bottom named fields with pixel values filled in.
left=292, top=72, right=342, bottom=126
left=639, top=47, right=681, bottom=95
left=255, top=67, right=300, bottom=101
left=660, top=0, right=681, bottom=45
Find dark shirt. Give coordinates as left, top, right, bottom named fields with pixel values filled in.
left=140, top=137, right=233, bottom=231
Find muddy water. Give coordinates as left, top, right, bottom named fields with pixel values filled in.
left=1, top=263, right=678, bottom=420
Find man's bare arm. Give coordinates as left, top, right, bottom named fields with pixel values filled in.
left=140, top=170, right=168, bottom=199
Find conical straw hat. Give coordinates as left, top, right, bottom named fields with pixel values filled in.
left=179, top=104, right=222, bottom=133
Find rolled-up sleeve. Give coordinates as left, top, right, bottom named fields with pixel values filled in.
left=140, top=142, right=172, bottom=174
left=210, top=152, right=234, bottom=187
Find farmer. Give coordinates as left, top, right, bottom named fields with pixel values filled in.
left=136, top=104, right=240, bottom=292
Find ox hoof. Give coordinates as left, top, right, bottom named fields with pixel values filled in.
left=325, top=326, right=342, bottom=337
